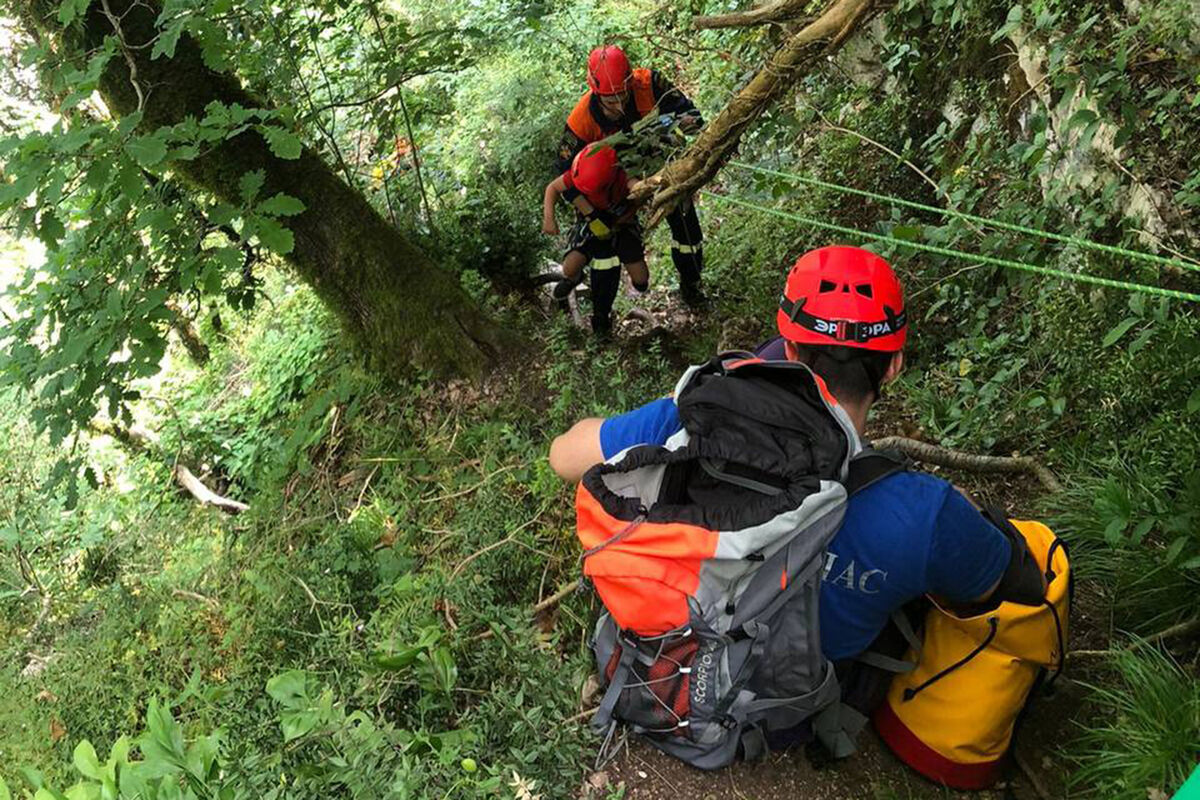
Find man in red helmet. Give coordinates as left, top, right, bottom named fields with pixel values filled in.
left=556, top=45, right=707, bottom=306
left=548, top=246, right=1014, bottom=683
left=542, top=143, right=649, bottom=335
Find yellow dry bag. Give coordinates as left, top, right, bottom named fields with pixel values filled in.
left=874, top=519, right=1070, bottom=789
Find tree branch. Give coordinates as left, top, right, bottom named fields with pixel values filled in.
left=633, top=0, right=884, bottom=227
left=173, top=464, right=249, bottom=513
left=872, top=436, right=1063, bottom=493
left=98, top=0, right=145, bottom=111
left=694, top=0, right=811, bottom=30
left=89, top=420, right=250, bottom=513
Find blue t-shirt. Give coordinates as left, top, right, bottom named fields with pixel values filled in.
left=599, top=397, right=1010, bottom=661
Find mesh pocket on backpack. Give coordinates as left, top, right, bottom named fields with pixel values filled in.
left=605, top=632, right=698, bottom=736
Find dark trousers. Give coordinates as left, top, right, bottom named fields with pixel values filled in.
left=588, top=266, right=621, bottom=334
left=666, top=199, right=703, bottom=288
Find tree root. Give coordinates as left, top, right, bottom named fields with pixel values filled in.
left=1014, top=747, right=1055, bottom=800
left=871, top=436, right=1063, bottom=493
left=634, top=0, right=884, bottom=228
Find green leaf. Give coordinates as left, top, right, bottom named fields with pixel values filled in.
left=371, top=647, right=422, bottom=671
left=38, top=212, right=66, bottom=249
left=1130, top=518, right=1155, bottom=545
left=1179, top=554, right=1200, bottom=570
left=0, top=777, right=10, bottom=800
left=125, top=135, right=168, bottom=167
left=259, top=125, right=302, bottom=160
left=1187, top=387, right=1200, bottom=414
left=255, top=219, right=293, bottom=255
left=280, top=711, right=319, bottom=742
left=73, top=740, right=102, bottom=780
left=891, top=224, right=922, bottom=241
left=57, top=0, right=90, bottom=25
left=1067, top=108, right=1098, bottom=131
left=1101, top=317, right=1138, bottom=348
left=257, top=193, right=306, bottom=217
left=238, top=170, right=264, bottom=204
left=429, top=647, right=457, bottom=694
left=151, top=23, right=184, bottom=60
left=1102, top=516, right=1127, bottom=545
left=266, top=670, right=308, bottom=707
left=1164, top=536, right=1188, bottom=564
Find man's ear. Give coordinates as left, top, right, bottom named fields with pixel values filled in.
left=783, top=339, right=800, bottom=362
left=882, top=350, right=905, bottom=386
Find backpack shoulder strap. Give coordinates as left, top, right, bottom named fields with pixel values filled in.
left=845, top=447, right=909, bottom=496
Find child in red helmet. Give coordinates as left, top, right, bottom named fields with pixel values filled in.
left=542, top=143, right=649, bottom=336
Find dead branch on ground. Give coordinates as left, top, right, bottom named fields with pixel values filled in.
left=872, top=436, right=1063, bottom=493
left=89, top=420, right=249, bottom=514
left=173, top=464, right=250, bottom=513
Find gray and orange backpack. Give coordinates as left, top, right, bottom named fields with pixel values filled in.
left=574, top=353, right=1071, bottom=781
left=575, top=353, right=864, bottom=769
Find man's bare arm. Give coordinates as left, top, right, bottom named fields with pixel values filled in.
left=549, top=417, right=607, bottom=482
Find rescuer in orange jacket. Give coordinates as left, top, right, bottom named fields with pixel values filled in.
left=556, top=45, right=707, bottom=307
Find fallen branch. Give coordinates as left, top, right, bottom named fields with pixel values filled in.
left=90, top=420, right=249, bottom=514
left=871, top=436, right=1063, bottom=493
left=533, top=580, right=583, bottom=615
left=634, top=0, right=883, bottom=227
left=171, top=589, right=219, bottom=607
left=465, top=580, right=584, bottom=642
left=565, top=706, right=598, bottom=725
left=1070, top=619, right=1200, bottom=662
left=694, top=0, right=811, bottom=29
left=1147, top=615, right=1200, bottom=644
left=173, top=464, right=250, bottom=513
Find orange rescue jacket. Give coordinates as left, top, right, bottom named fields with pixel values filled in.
left=566, top=68, right=657, bottom=144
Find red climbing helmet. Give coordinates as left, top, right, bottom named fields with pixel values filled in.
left=587, top=45, right=632, bottom=96
left=570, top=144, right=625, bottom=203
left=776, top=246, right=907, bottom=351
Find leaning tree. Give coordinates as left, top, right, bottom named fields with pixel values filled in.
left=1, top=0, right=512, bottom=451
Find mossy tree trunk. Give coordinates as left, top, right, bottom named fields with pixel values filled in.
left=24, top=0, right=513, bottom=380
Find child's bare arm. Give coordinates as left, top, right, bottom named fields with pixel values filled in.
left=543, top=176, right=566, bottom=235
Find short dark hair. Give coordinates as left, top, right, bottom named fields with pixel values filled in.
left=788, top=343, right=896, bottom=405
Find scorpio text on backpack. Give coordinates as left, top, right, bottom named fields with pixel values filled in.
left=873, top=517, right=1071, bottom=789
left=574, top=353, right=862, bottom=769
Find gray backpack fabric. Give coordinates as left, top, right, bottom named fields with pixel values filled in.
left=577, top=354, right=865, bottom=769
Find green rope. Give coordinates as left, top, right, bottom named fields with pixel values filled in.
left=700, top=190, right=1200, bottom=304
left=727, top=161, right=1200, bottom=275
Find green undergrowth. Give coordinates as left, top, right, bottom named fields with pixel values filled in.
left=1069, top=642, right=1200, bottom=800
left=0, top=276, right=678, bottom=797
